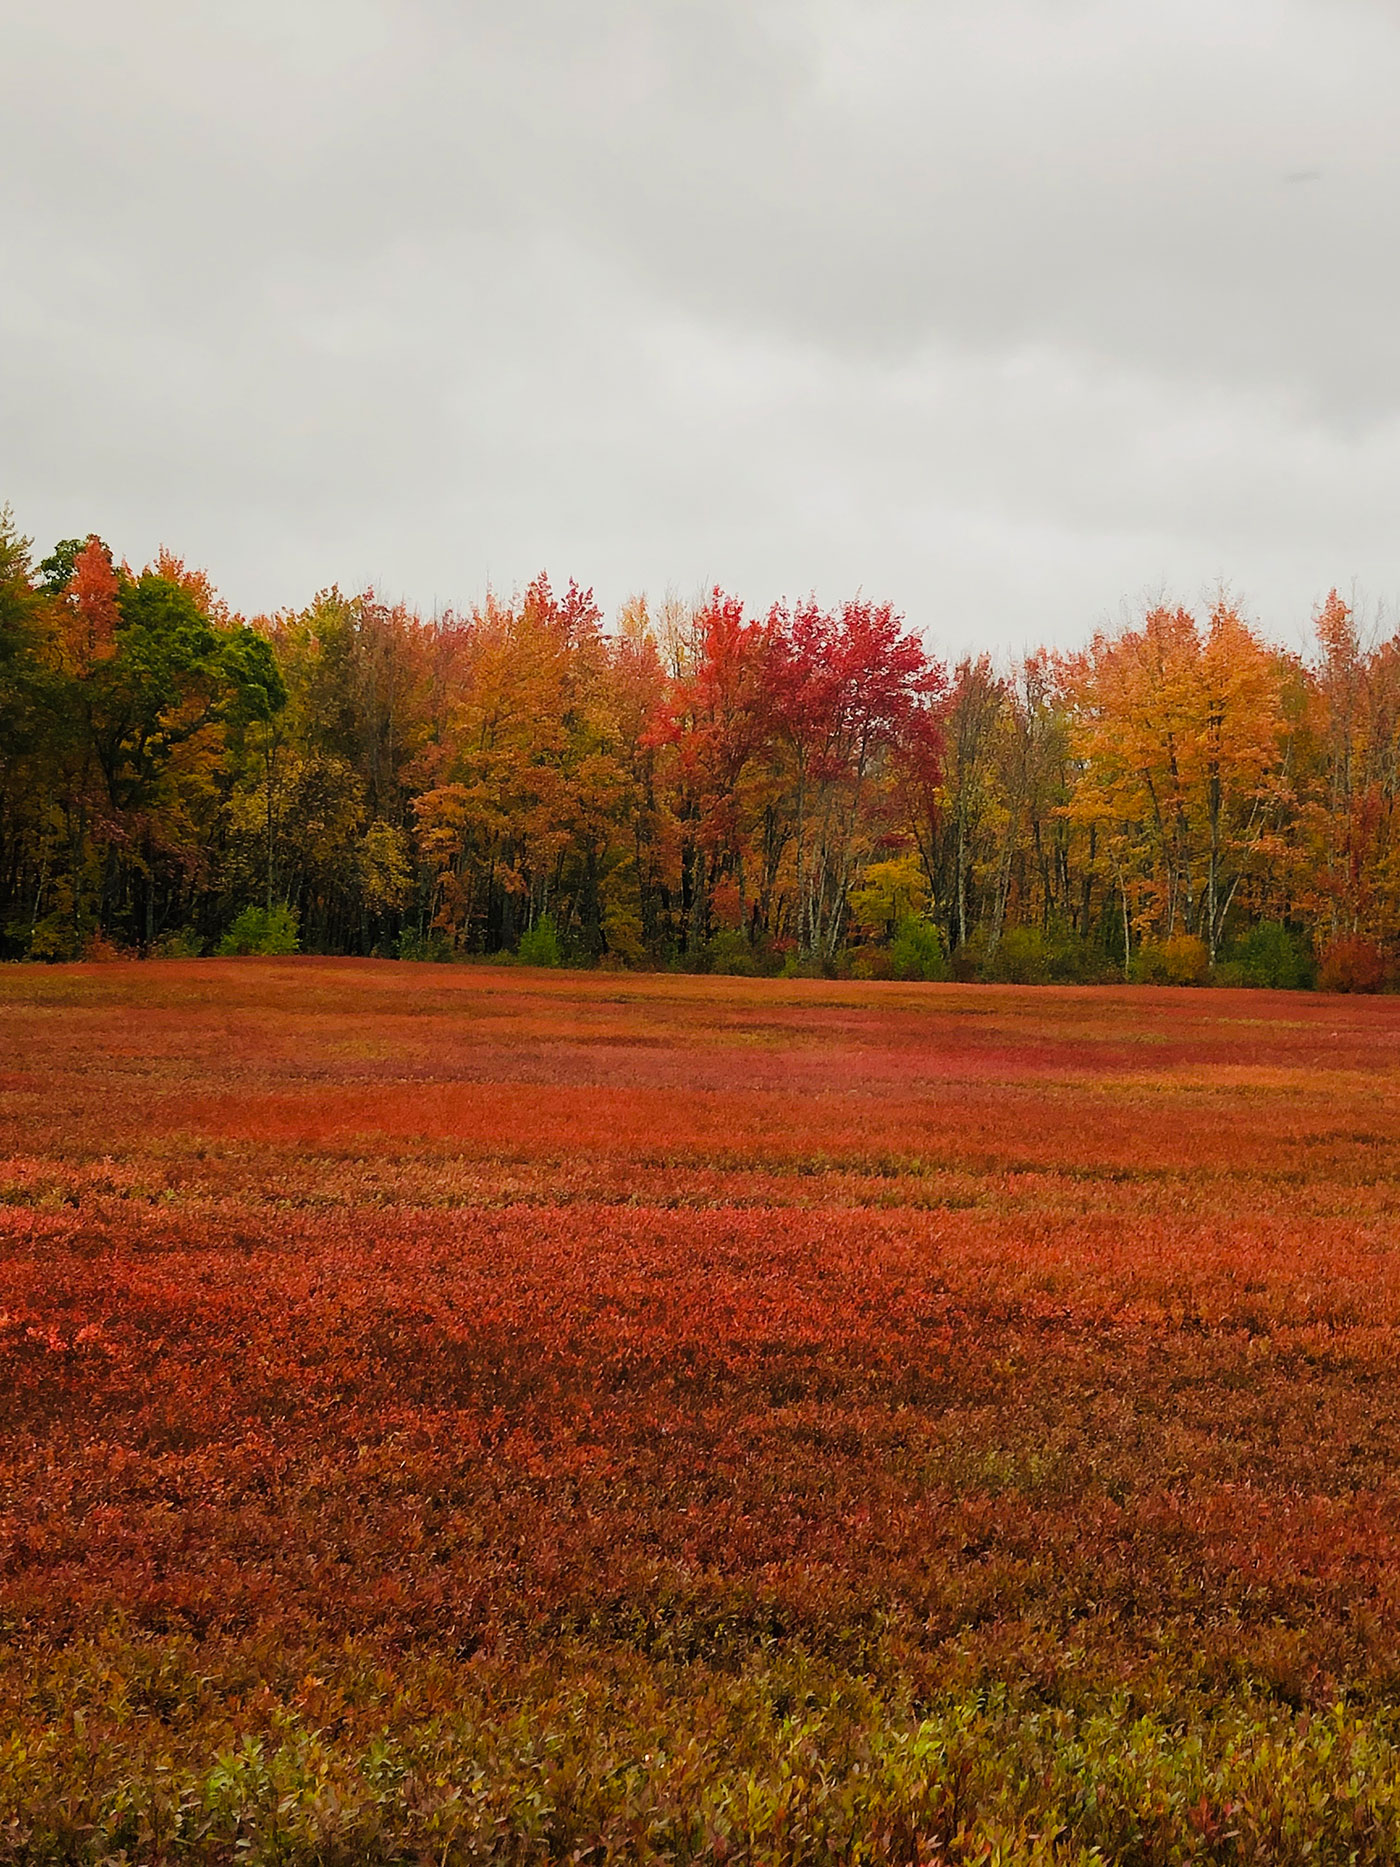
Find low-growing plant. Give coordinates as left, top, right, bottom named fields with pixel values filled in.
left=154, top=925, right=205, bottom=959
left=82, top=929, right=135, bottom=963
left=17, top=907, right=83, bottom=961
left=983, top=925, right=1053, bottom=985
left=8, top=962, right=1400, bottom=1863
left=980, top=925, right=1108, bottom=985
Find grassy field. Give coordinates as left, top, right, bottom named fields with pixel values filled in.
left=5, top=960, right=1400, bottom=1863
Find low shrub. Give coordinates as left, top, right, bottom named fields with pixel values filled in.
left=983, top=926, right=1055, bottom=984
left=80, top=930, right=136, bottom=962
left=949, top=931, right=987, bottom=982
left=705, top=930, right=760, bottom=976
left=981, top=926, right=1107, bottom=985
left=19, top=910, right=81, bottom=961
left=396, top=925, right=453, bottom=962
left=154, top=926, right=205, bottom=959
left=1225, top=920, right=1313, bottom=989
left=889, top=917, right=947, bottom=982
left=218, top=906, right=299, bottom=957
left=1131, top=933, right=1210, bottom=986
left=1318, top=935, right=1394, bottom=994
left=517, top=914, right=563, bottom=968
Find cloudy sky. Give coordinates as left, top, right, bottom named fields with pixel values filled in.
left=3, top=0, right=1398, bottom=651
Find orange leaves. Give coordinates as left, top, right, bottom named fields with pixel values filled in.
left=148, top=546, right=231, bottom=626
left=1300, top=589, right=1400, bottom=944
left=10, top=954, right=1400, bottom=1848
left=411, top=578, right=627, bottom=949
left=1065, top=600, right=1296, bottom=952
left=55, top=534, right=121, bottom=676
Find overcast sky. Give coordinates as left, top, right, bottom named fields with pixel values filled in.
left=3, top=0, right=1398, bottom=652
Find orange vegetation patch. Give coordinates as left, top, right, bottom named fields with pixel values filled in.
left=4, top=959, right=1400, bottom=1650
left=7, top=960, right=1400, bottom=1856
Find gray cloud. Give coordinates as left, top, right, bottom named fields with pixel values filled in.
left=2, top=0, right=1398, bottom=650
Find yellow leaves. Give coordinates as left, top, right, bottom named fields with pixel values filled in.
left=849, top=858, right=929, bottom=932
left=601, top=870, right=647, bottom=964
left=358, top=822, right=412, bottom=915
left=1065, top=601, right=1294, bottom=941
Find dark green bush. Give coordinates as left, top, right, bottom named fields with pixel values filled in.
left=396, top=925, right=453, bottom=962
left=1226, top=920, right=1313, bottom=989
left=705, top=930, right=759, bottom=976
left=983, top=926, right=1053, bottom=984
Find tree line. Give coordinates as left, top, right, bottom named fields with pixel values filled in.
left=3, top=504, right=1398, bottom=988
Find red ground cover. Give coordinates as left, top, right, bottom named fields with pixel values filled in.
left=6, top=961, right=1400, bottom=1861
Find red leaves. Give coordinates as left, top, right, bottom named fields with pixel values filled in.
left=762, top=596, right=945, bottom=781
left=1317, top=935, right=1395, bottom=993
left=6, top=961, right=1400, bottom=1707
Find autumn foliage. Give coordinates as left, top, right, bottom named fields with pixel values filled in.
left=7, top=960, right=1400, bottom=1858
left=7, top=500, right=1400, bottom=983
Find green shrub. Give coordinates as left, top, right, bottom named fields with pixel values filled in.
left=218, top=905, right=299, bottom=957
left=981, top=925, right=1105, bottom=985
left=154, top=926, right=204, bottom=958
left=889, top=917, right=947, bottom=982
left=983, top=925, right=1052, bottom=984
left=19, top=910, right=79, bottom=961
left=705, top=930, right=759, bottom=976
left=396, top=925, right=452, bottom=962
left=1227, top=920, right=1313, bottom=989
left=517, top=913, right=562, bottom=968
